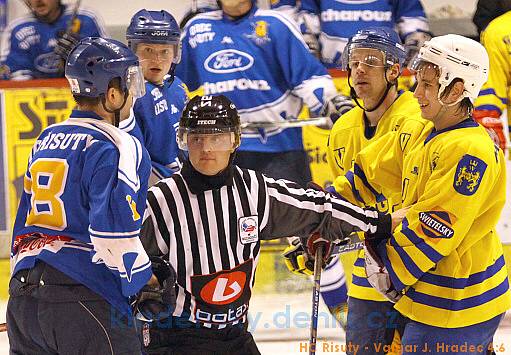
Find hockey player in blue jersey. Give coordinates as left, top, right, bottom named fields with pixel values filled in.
left=123, top=9, right=189, bottom=185
left=298, top=0, right=431, bottom=68
left=0, top=0, right=106, bottom=80
left=177, top=0, right=352, bottom=187
left=180, top=0, right=300, bottom=28
left=7, top=37, right=153, bottom=354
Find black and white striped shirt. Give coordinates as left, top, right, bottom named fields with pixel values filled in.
left=141, top=166, right=388, bottom=329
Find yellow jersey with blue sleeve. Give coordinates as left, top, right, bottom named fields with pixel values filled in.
left=327, top=91, right=429, bottom=301
left=380, top=119, right=510, bottom=328
left=474, top=11, right=511, bottom=125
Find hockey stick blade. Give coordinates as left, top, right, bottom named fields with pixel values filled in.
left=241, top=116, right=330, bottom=130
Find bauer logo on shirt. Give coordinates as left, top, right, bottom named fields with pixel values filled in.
left=333, top=147, right=346, bottom=171
left=191, top=259, right=253, bottom=325
left=238, top=216, right=258, bottom=244
left=453, top=154, right=487, bottom=196
left=418, top=209, right=456, bottom=241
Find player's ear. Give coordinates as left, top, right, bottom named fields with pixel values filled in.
left=444, top=80, right=465, bottom=104
left=105, top=86, right=124, bottom=108
left=387, top=63, right=400, bottom=82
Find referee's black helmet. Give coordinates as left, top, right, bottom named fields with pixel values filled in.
left=177, top=95, right=241, bottom=151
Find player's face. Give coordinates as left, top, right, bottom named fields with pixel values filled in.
left=220, top=0, right=252, bottom=17
left=413, top=63, right=443, bottom=121
left=349, top=48, right=388, bottom=102
left=187, top=133, right=234, bottom=176
left=28, top=0, right=60, bottom=20
left=135, top=43, right=175, bottom=85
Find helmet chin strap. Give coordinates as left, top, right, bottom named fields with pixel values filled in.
left=437, top=85, right=466, bottom=107
left=432, top=92, right=469, bottom=125
left=101, top=91, right=130, bottom=128
left=348, top=67, right=396, bottom=113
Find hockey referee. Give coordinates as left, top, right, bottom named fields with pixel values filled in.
left=138, top=95, right=405, bottom=354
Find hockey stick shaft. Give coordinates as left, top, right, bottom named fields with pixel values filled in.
left=309, top=244, right=323, bottom=355
left=330, top=240, right=364, bottom=256
left=70, top=0, right=82, bottom=26
left=241, top=116, right=329, bottom=129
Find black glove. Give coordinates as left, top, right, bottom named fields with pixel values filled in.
left=321, top=95, right=355, bottom=126
left=131, top=256, right=177, bottom=322
left=54, top=31, right=80, bottom=64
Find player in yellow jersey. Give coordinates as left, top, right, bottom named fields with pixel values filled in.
left=327, top=28, right=430, bottom=354
left=332, top=34, right=509, bottom=354
left=473, top=10, right=511, bottom=152
left=283, top=27, right=431, bottom=353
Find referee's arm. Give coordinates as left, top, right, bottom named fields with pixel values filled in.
left=139, top=190, right=169, bottom=257
left=262, top=177, right=391, bottom=242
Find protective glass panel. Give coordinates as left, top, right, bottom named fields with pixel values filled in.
left=348, top=48, right=386, bottom=69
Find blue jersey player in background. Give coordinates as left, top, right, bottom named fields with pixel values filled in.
left=7, top=37, right=154, bottom=354
left=298, top=0, right=431, bottom=68
left=123, top=9, right=189, bottom=186
left=177, top=0, right=351, bottom=187
left=0, top=0, right=106, bottom=80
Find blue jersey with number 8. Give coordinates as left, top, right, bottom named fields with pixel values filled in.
left=11, top=109, right=151, bottom=315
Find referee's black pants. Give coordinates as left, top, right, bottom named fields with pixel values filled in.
left=142, top=318, right=260, bottom=355
left=7, top=261, right=141, bottom=355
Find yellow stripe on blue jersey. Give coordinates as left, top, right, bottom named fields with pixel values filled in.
left=383, top=120, right=510, bottom=328
left=474, top=11, right=511, bottom=123
left=327, top=91, right=429, bottom=301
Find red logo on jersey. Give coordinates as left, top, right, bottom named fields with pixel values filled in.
left=200, top=271, right=246, bottom=305
left=191, top=259, right=253, bottom=324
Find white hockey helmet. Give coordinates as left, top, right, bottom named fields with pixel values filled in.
left=412, top=34, right=489, bottom=102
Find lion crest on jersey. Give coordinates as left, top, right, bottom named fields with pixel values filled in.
left=453, top=154, right=487, bottom=196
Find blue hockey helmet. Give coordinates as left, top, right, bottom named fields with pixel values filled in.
left=126, top=9, right=181, bottom=81
left=65, top=37, right=145, bottom=99
left=126, top=9, right=180, bottom=46
left=341, top=27, right=407, bottom=71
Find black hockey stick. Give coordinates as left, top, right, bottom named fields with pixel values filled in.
left=309, top=244, right=323, bottom=355
left=241, top=116, right=329, bottom=130
left=330, top=240, right=364, bottom=256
